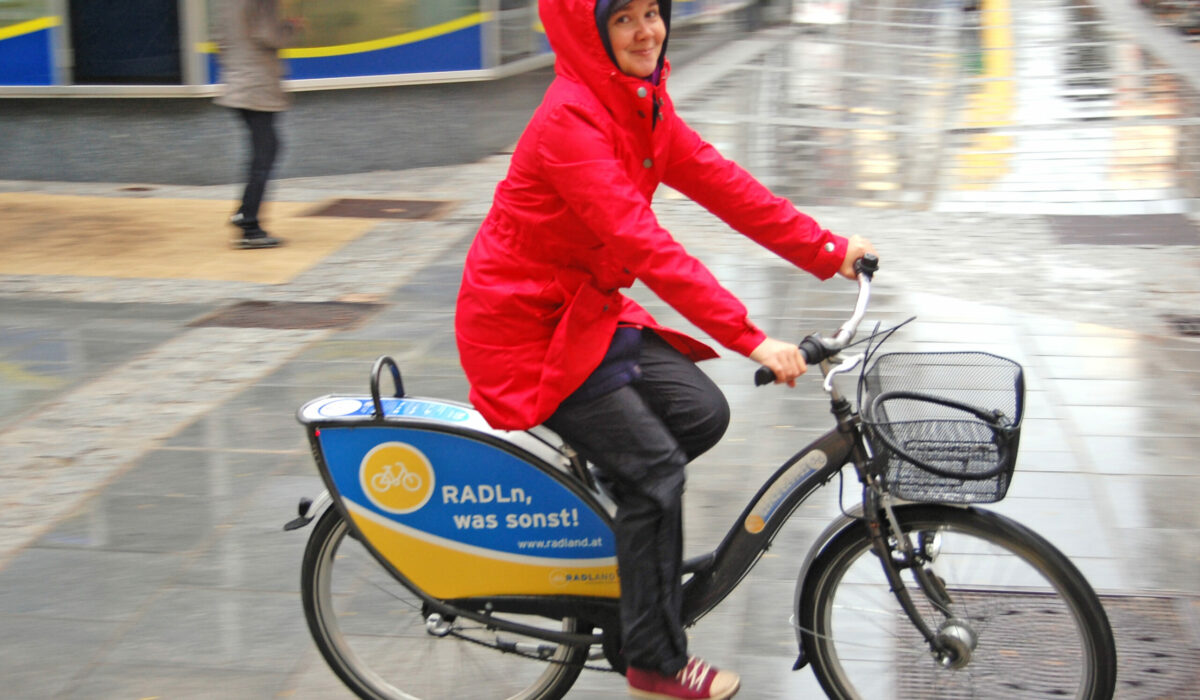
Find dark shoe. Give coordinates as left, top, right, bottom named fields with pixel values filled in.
left=232, top=232, right=284, bottom=249
left=230, top=212, right=283, bottom=249
left=627, top=657, right=740, bottom=700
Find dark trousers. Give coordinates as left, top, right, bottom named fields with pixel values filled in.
left=545, top=332, right=730, bottom=676
left=236, top=108, right=280, bottom=225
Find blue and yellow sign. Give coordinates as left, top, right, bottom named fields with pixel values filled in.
left=204, top=13, right=488, bottom=84
left=0, top=17, right=58, bottom=86
left=319, top=425, right=619, bottom=599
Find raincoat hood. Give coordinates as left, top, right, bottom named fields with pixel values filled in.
left=541, top=0, right=672, bottom=87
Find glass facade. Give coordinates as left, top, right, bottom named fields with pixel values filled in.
left=200, top=0, right=513, bottom=82
left=285, top=0, right=479, bottom=48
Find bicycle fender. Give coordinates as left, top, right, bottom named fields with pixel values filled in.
left=792, top=507, right=863, bottom=662
left=283, top=489, right=331, bottom=531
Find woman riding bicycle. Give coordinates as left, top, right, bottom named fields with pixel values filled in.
left=455, top=1, right=876, bottom=697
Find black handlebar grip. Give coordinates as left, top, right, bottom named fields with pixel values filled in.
left=855, top=253, right=879, bottom=277
left=754, top=338, right=821, bottom=386
left=798, top=337, right=824, bottom=364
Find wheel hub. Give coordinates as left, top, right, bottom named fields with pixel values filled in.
left=935, top=617, right=978, bottom=669
left=425, top=613, right=453, bottom=637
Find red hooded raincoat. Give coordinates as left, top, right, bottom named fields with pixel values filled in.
left=455, top=0, right=848, bottom=430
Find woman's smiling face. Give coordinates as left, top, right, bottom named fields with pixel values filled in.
left=606, top=0, right=666, bottom=78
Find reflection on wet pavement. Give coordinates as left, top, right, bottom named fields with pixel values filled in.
left=680, top=0, right=1200, bottom=214
left=0, top=300, right=215, bottom=423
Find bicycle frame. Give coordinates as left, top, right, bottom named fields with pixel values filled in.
left=290, top=260, right=885, bottom=654
left=291, top=363, right=874, bottom=656
left=682, top=421, right=858, bottom=623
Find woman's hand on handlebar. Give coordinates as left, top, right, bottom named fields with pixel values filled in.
left=750, top=337, right=807, bottom=387
left=838, top=235, right=878, bottom=280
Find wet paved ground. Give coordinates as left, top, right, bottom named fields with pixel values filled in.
left=688, top=0, right=1200, bottom=214
left=2, top=1, right=1200, bottom=698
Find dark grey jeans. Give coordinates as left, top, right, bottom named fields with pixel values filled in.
left=545, top=331, right=730, bottom=676
left=235, top=108, right=280, bottom=225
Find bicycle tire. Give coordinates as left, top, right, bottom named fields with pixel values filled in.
left=300, top=508, right=589, bottom=700
left=796, top=505, right=1116, bottom=700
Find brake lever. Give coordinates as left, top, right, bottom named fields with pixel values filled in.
left=823, top=353, right=864, bottom=393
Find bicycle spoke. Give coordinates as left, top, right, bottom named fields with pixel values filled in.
left=302, top=510, right=589, bottom=699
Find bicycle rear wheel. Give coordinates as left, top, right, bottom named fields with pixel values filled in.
left=301, top=508, right=589, bottom=700
left=796, top=505, right=1116, bottom=700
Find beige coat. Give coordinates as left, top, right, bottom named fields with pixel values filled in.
left=214, top=0, right=296, bottom=112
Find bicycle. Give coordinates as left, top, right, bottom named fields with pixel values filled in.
left=285, top=255, right=1117, bottom=699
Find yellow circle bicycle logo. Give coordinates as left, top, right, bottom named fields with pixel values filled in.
left=360, top=442, right=435, bottom=514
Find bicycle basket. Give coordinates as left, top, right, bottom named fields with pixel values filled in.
left=859, top=352, right=1025, bottom=504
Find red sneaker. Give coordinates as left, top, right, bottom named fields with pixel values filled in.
left=627, top=656, right=741, bottom=700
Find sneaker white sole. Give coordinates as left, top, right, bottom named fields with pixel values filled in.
left=628, top=679, right=740, bottom=700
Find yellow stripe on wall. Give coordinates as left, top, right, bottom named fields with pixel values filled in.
left=198, top=12, right=490, bottom=57
left=0, top=16, right=60, bottom=42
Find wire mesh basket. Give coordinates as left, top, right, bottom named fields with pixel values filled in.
left=859, top=352, right=1025, bottom=504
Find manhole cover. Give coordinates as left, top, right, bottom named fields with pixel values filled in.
left=1166, top=315, right=1200, bottom=337
left=1106, top=596, right=1200, bottom=699
left=894, top=593, right=1200, bottom=699
left=307, top=198, right=452, bottom=220
left=1047, top=214, right=1200, bottom=246
left=189, top=301, right=383, bottom=330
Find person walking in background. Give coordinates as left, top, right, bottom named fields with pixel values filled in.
left=214, top=0, right=303, bottom=249
left=455, top=0, right=876, bottom=698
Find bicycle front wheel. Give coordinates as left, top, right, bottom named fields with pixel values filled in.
left=797, top=505, right=1116, bottom=700
left=301, top=508, right=589, bottom=700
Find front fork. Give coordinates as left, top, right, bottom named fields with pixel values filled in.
left=834, top=388, right=977, bottom=670
left=863, top=484, right=978, bottom=669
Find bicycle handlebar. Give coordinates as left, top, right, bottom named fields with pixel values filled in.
left=754, top=253, right=878, bottom=386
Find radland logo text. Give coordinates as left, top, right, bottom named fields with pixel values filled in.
left=549, top=569, right=619, bottom=587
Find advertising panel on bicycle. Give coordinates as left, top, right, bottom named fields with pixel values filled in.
left=315, top=425, right=620, bottom=598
